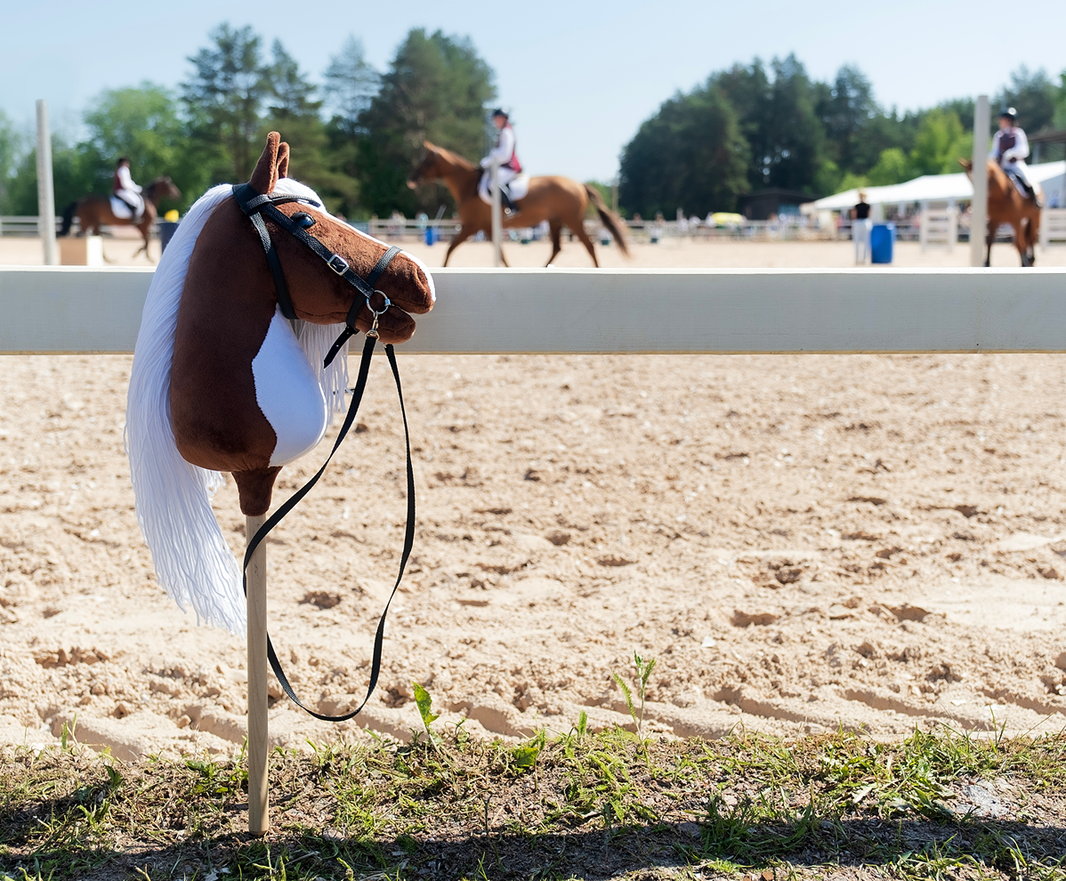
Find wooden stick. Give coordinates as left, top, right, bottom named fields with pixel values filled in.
left=246, top=512, right=269, bottom=835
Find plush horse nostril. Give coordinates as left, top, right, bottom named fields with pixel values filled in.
left=291, top=212, right=316, bottom=229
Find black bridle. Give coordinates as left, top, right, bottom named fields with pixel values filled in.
left=232, top=182, right=415, bottom=722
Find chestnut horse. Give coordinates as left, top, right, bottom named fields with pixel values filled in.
left=407, top=141, right=629, bottom=267
left=59, top=176, right=182, bottom=262
left=961, top=158, right=1041, bottom=267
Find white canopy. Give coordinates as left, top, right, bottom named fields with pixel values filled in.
left=807, top=160, right=1066, bottom=212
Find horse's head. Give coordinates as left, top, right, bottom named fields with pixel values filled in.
left=407, top=141, right=444, bottom=189
left=146, top=176, right=182, bottom=202
left=199, top=133, right=434, bottom=344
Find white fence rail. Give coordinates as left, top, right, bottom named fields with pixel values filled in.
left=0, top=216, right=162, bottom=237
left=2, top=266, right=1065, bottom=355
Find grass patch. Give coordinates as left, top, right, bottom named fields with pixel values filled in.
left=1, top=727, right=1065, bottom=880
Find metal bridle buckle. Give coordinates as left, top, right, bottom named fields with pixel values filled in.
left=365, top=290, right=391, bottom=340
left=327, top=254, right=350, bottom=275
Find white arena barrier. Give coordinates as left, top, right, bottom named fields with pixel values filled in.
left=2, top=266, right=1066, bottom=355
left=1041, top=208, right=1066, bottom=251
left=919, top=208, right=958, bottom=253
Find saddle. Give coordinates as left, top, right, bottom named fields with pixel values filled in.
left=477, top=171, right=530, bottom=206
left=111, top=195, right=144, bottom=219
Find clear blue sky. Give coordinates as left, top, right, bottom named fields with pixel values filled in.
left=3, top=0, right=1064, bottom=182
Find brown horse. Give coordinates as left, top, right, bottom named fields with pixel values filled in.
left=60, top=176, right=182, bottom=261
left=961, top=159, right=1041, bottom=266
left=407, top=142, right=629, bottom=266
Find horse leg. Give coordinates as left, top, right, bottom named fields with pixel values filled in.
left=569, top=217, right=599, bottom=268
left=135, top=222, right=155, bottom=264
left=984, top=221, right=994, bottom=268
left=1012, top=221, right=1029, bottom=267
left=442, top=224, right=477, bottom=267
left=545, top=221, right=563, bottom=266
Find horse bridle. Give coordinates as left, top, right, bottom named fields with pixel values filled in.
left=232, top=182, right=401, bottom=365
left=231, top=182, right=415, bottom=723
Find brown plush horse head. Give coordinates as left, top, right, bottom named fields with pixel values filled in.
left=170, top=132, right=434, bottom=516
left=127, top=133, right=435, bottom=632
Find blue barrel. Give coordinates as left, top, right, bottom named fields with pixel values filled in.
left=870, top=223, right=895, bottom=264
left=158, top=221, right=179, bottom=252
left=424, top=226, right=437, bottom=246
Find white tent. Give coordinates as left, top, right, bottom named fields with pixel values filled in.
left=806, top=160, right=1065, bottom=213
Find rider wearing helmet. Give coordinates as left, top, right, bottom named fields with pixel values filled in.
left=989, top=108, right=1041, bottom=206
left=480, top=109, right=522, bottom=216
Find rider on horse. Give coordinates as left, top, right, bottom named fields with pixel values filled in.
left=990, top=108, right=1041, bottom=207
left=480, top=109, right=522, bottom=217
left=113, top=157, right=144, bottom=219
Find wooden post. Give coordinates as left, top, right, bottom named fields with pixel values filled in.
left=970, top=95, right=990, bottom=267
left=490, top=160, right=502, bottom=267
left=35, top=100, right=57, bottom=267
left=245, top=513, right=269, bottom=835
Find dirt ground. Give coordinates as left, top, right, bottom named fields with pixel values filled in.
left=2, top=235, right=1066, bottom=759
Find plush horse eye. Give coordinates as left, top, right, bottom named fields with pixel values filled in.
left=291, top=212, right=316, bottom=229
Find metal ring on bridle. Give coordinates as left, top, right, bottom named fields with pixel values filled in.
left=365, top=291, right=391, bottom=339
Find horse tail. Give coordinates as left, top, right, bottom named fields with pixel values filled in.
left=59, top=201, right=77, bottom=236
left=584, top=184, right=630, bottom=257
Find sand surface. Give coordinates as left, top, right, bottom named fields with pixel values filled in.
left=3, top=236, right=1066, bottom=759
left=3, top=232, right=1065, bottom=268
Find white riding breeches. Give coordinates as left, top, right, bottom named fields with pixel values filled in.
left=478, top=167, right=519, bottom=204
left=1002, top=160, right=1033, bottom=189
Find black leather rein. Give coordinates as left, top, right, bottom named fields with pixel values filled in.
left=232, top=182, right=415, bottom=722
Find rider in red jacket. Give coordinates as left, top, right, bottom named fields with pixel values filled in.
left=480, top=109, right=522, bottom=216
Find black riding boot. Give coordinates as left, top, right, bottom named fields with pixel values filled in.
left=500, top=187, right=520, bottom=219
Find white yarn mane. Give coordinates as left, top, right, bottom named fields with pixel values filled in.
left=125, top=179, right=353, bottom=635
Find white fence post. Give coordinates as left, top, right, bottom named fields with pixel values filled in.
left=970, top=95, right=990, bottom=267
left=490, top=160, right=502, bottom=267
left=35, top=100, right=57, bottom=266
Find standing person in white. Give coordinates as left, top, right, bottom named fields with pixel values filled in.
left=990, top=108, right=1041, bottom=206
left=852, top=191, right=872, bottom=264
left=113, top=157, right=144, bottom=218
left=480, top=109, right=523, bottom=217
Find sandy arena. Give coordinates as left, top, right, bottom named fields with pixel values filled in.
left=2, top=234, right=1066, bottom=759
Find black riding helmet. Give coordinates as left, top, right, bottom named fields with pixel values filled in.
left=1000, top=106, right=1017, bottom=122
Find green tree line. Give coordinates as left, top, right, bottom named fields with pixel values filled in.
left=0, top=23, right=495, bottom=220
left=0, top=24, right=1063, bottom=222
left=619, top=58, right=1066, bottom=217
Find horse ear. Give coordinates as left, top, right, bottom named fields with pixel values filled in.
left=276, top=142, right=290, bottom=180
left=249, top=132, right=282, bottom=193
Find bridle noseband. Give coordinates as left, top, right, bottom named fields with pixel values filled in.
left=230, top=182, right=415, bottom=723
left=231, top=183, right=402, bottom=366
